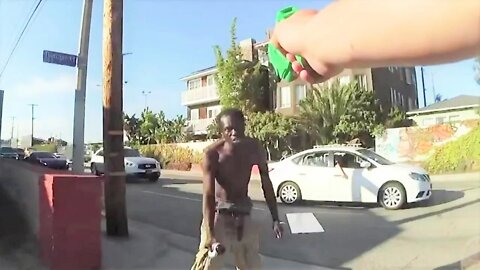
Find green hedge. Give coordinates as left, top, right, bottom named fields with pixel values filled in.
left=425, top=126, right=480, bottom=174
left=138, top=144, right=203, bottom=171
left=32, top=143, right=57, bottom=153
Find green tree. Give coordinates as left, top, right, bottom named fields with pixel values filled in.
left=214, top=18, right=267, bottom=113
left=384, top=106, right=411, bottom=128
left=299, top=80, right=353, bottom=144
left=299, top=81, right=383, bottom=146
left=246, top=111, right=298, bottom=160
left=206, top=118, right=220, bottom=139
left=124, top=109, right=188, bottom=145
left=124, top=113, right=142, bottom=145
left=334, top=84, right=384, bottom=146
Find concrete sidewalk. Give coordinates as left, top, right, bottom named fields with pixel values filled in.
left=0, top=187, right=46, bottom=270
left=162, top=169, right=480, bottom=183
left=102, top=218, right=337, bottom=270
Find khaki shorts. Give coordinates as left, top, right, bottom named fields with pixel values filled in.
left=191, top=214, right=262, bottom=270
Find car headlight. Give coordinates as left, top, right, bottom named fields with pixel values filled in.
left=41, top=161, right=47, bottom=166
left=409, top=172, right=427, bottom=181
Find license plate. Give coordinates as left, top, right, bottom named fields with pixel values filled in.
left=145, top=169, right=152, bottom=174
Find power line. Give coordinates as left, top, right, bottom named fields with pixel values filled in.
left=0, top=0, right=44, bottom=81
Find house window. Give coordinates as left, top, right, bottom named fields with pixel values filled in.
left=355, top=75, right=367, bottom=90
left=190, top=108, right=199, bottom=120
left=390, top=88, right=395, bottom=105
left=406, top=68, right=413, bottom=84
left=295, top=85, right=306, bottom=105
left=279, top=86, right=291, bottom=108
left=207, top=105, right=221, bottom=119
left=207, top=75, right=215, bottom=86
left=188, top=79, right=201, bottom=90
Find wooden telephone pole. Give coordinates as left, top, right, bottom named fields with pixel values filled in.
left=103, top=0, right=128, bottom=236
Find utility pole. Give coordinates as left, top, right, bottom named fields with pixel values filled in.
left=141, top=90, right=151, bottom=109
left=10, top=116, right=15, bottom=146
left=103, top=0, right=128, bottom=236
left=72, top=0, right=93, bottom=173
left=420, top=66, right=427, bottom=107
left=28, top=104, right=38, bottom=147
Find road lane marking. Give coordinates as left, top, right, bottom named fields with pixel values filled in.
left=141, top=190, right=266, bottom=211
left=286, top=213, right=325, bottom=234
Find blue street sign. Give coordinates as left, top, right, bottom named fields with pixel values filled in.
left=43, top=50, right=77, bottom=67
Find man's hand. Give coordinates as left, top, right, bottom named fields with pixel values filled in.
left=273, top=221, right=284, bottom=239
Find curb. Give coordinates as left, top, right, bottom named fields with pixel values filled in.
left=161, top=170, right=479, bottom=183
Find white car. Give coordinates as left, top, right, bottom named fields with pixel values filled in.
left=90, top=147, right=161, bottom=182
left=268, top=145, right=432, bottom=210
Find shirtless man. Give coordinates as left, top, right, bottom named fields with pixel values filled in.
left=191, top=108, right=283, bottom=270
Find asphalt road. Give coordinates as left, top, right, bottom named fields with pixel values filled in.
left=120, top=174, right=480, bottom=269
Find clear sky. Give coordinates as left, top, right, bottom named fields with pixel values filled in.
left=0, top=0, right=478, bottom=143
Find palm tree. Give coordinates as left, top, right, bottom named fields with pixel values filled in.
left=299, top=80, right=354, bottom=144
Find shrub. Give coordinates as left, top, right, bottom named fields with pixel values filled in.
left=138, top=144, right=203, bottom=171
left=425, top=126, right=480, bottom=174
left=32, top=143, right=57, bottom=153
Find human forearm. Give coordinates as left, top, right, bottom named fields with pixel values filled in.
left=303, top=0, right=480, bottom=67
left=261, top=173, right=280, bottom=221
left=203, top=194, right=216, bottom=237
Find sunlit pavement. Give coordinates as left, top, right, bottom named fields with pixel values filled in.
left=98, top=172, right=478, bottom=270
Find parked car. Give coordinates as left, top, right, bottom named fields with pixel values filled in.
left=90, top=147, right=161, bottom=182
left=25, top=151, right=69, bottom=170
left=14, top=148, right=26, bottom=159
left=0, top=147, right=19, bottom=159
left=53, top=153, right=72, bottom=167
left=268, top=145, right=432, bottom=210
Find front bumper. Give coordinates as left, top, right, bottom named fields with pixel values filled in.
left=406, top=181, right=432, bottom=203
left=125, top=167, right=161, bottom=179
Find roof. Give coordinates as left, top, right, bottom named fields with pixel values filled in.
left=180, top=65, right=217, bottom=81
left=407, top=95, right=480, bottom=115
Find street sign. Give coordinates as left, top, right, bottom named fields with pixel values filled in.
left=43, top=50, right=77, bottom=67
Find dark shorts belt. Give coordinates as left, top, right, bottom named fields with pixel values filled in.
left=216, top=209, right=250, bottom=216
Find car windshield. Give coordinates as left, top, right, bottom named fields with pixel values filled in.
left=1, top=147, right=16, bottom=153
left=124, top=148, right=141, bottom=157
left=34, top=152, right=56, bottom=159
left=357, top=149, right=394, bottom=165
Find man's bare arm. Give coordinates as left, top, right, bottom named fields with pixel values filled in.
left=202, top=150, right=218, bottom=242
left=256, top=141, right=279, bottom=222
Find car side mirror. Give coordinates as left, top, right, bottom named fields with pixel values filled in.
left=360, top=161, right=371, bottom=168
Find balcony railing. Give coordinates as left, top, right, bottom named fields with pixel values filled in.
left=181, top=85, right=219, bottom=106
left=185, top=118, right=215, bottom=135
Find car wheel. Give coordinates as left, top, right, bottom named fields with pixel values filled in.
left=279, top=182, right=302, bottom=204
left=379, top=182, right=406, bottom=210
